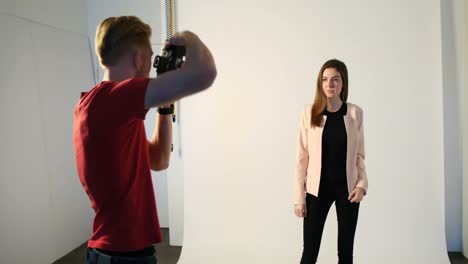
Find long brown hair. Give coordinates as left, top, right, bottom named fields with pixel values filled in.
left=311, top=59, right=349, bottom=127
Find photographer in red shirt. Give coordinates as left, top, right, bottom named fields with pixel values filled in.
left=73, top=16, right=216, bottom=264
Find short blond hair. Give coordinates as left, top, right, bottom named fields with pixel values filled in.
left=95, top=16, right=152, bottom=67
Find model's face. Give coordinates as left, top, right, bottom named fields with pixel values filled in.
left=322, top=68, right=343, bottom=99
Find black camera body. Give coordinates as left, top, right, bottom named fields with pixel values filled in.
left=153, top=45, right=186, bottom=75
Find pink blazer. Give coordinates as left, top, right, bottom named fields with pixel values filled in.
left=294, top=102, right=368, bottom=205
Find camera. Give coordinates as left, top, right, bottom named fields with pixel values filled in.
left=153, top=45, right=186, bottom=75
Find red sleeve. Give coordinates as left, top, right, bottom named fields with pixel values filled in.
left=106, top=77, right=151, bottom=121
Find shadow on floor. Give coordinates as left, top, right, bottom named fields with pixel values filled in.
left=449, top=252, right=468, bottom=264
left=52, top=228, right=181, bottom=264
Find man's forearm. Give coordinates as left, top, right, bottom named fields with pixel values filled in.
left=148, top=113, right=172, bottom=170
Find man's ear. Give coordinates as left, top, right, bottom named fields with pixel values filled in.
left=132, top=49, right=143, bottom=69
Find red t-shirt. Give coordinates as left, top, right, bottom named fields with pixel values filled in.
left=73, top=77, right=162, bottom=252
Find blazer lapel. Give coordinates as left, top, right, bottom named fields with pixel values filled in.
left=343, top=114, right=355, bottom=187
left=344, top=114, right=352, bottom=141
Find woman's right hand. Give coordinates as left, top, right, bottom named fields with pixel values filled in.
left=294, top=204, right=307, bottom=218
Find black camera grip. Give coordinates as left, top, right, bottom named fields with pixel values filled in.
left=153, top=45, right=186, bottom=75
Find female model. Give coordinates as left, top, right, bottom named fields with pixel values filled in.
left=294, top=59, right=368, bottom=264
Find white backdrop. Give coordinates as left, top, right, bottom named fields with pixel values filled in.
left=175, top=0, right=450, bottom=263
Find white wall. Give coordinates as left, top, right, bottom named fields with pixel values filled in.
left=441, top=0, right=465, bottom=253
left=0, top=1, right=94, bottom=263
left=463, top=0, right=468, bottom=258
left=0, top=0, right=88, bottom=35
left=0, top=15, right=53, bottom=263
left=176, top=0, right=450, bottom=263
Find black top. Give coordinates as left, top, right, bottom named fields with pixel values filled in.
left=319, top=102, right=348, bottom=196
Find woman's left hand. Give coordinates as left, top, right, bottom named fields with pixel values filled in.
left=348, top=187, right=365, bottom=203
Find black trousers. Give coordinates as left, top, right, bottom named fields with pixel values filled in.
left=300, top=191, right=360, bottom=264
